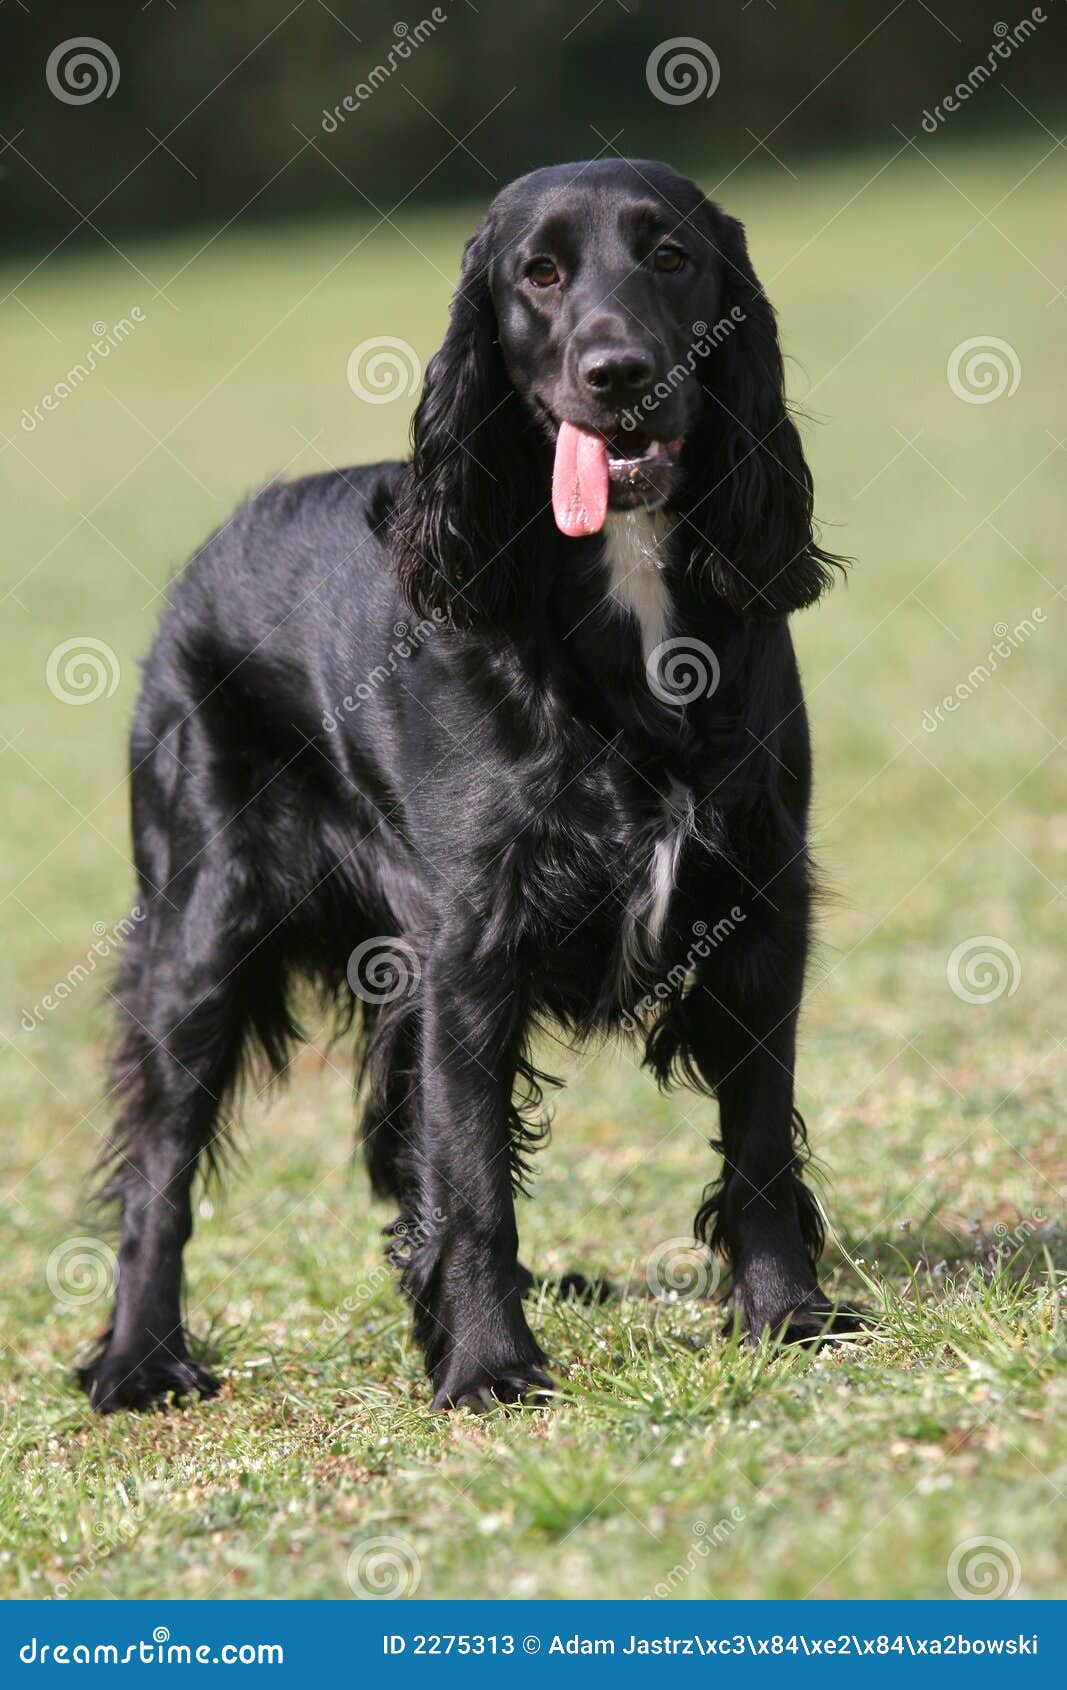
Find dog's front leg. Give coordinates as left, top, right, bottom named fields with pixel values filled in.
left=399, top=933, right=549, bottom=1411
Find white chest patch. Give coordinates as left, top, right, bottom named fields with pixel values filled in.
left=601, top=509, right=671, bottom=662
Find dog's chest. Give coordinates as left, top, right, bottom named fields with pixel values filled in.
left=601, top=509, right=671, bottom=662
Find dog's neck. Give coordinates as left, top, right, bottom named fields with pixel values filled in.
left=600, top=509, right=672, bottom=662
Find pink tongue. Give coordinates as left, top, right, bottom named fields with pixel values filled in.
left=552, top=421, right=609, bottom=538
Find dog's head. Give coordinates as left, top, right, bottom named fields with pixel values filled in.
left=392, top=159, right=841, bottom=626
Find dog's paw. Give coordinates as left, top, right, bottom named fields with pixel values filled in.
left=430, top=1362, right=553, bottom=1413
left=77, top=1350, right=219, bottom=1414
left=733, top=1289, right=868, bottom=1347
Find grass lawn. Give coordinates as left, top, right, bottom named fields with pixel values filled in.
left=1, top=134, right=1064, bottom=1601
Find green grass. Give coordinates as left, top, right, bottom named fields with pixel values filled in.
left=1, top=135, right=1065, bottom=1601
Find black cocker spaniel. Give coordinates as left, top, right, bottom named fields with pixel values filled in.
left=79, top=158, right=857, bottom=1416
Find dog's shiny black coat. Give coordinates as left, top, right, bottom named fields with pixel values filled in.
left=80, top=160, right=853, bottom=1414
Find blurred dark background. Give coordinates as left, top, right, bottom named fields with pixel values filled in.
left=4, top=0, right=1066, bottom=247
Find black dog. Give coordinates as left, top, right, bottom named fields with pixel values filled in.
left=79, top=158, right=855, bottom=1415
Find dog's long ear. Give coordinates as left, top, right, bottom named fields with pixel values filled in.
left=676, top=204, right=844, bottom=619
left=390, top=218, right=541, bottom=628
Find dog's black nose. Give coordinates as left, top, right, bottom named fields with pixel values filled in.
left=579, top=348, right=655, bottom=400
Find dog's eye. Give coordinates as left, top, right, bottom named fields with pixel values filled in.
left=526, top=257, right=560, bottom=288
left=653, top=244, right=686, bottom=274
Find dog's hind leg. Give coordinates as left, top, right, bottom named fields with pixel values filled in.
left=79, top=849, right=293, bottom=1413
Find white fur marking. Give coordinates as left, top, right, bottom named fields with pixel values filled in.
left=602, top=509, right=671, bottom=662
left=619, top=778, right=695, bottom=994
